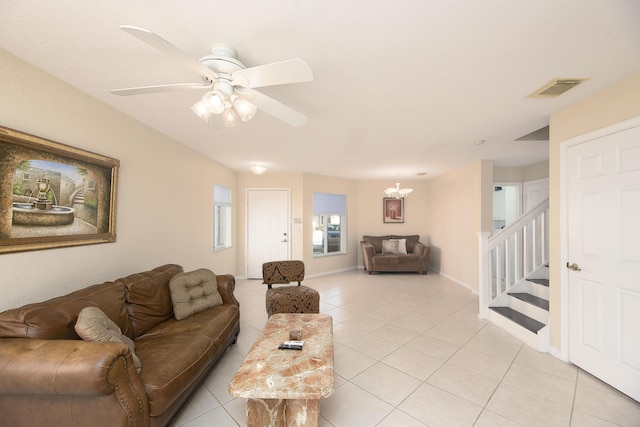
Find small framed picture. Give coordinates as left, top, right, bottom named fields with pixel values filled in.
left=383, top=198, right=404, bottom=223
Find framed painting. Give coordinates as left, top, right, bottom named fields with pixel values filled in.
left=0, top=126, right=119, bottom=254
left=383, top=197, right=404, bottom=223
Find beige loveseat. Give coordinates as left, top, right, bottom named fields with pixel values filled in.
left=0, top=264, right=240, bottom=427
left=361, top=235, right=431, bottom=274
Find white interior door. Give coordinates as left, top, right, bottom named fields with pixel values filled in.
left=247, top=189, right=290, bottom=279
left=566, top=118, right=640, bottom=401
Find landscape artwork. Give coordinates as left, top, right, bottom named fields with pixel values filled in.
left=0, top=126, right=119, bottom=253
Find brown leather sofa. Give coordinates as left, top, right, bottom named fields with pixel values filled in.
left=361, top=235, right=431, bottom=274
left=0, top=264, right=240, bottom=427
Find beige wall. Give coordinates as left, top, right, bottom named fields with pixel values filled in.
left=422, top=160, right=493, bottom=291
left=0, top=49, right=237, bottom=311
left=548, top=72, right=640, bottom=350
left=494, top=160, right=549, bottom=183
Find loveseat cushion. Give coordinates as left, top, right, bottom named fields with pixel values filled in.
left=398, top=253, right=423, bottom=264
left=169, top=269, right=223, bottom=320
left=75, top=306, right=142, bottom=372
left=134, top=304, right=239, bottom=416
left=363, top=235, right=420, bottom=254
left=372, top=254, right=400, bottom=265
left=397, top=238, right=408, bottom=254
left=0, top=281, right=132, bottom=340
left=382, top=239, right=399, bottom=254
left=118, top=264, right=184, bottom=338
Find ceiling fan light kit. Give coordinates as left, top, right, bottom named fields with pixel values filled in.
left=111, top=26, right=313, bottom=128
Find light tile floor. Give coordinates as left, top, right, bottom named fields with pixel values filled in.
left=170, top=270, right=640, bottom=427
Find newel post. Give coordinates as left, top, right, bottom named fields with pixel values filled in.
left=477, top=231, right=491, bottom=319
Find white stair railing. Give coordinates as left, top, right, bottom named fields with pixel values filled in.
left=478, top=199, right=549, bottom=319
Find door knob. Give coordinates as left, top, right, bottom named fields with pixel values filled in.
left=566, top=262, right=581, bottom=271
left=281, top=239, right=288, bottom=243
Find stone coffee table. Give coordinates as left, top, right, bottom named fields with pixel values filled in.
left=228, top=313, right=334, bottom=427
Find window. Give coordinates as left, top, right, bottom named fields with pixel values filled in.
left=214, top=184, right=232, bottom=251
left=313, top=192, right=346, bottom=256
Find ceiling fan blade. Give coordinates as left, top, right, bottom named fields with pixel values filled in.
left=232, top=59, right=313, bottom=89
left=110, top=83, right=211, bottom=96
left=242, top=88, right=307, bottom=127
left=120, top=25, right=216, bottom=83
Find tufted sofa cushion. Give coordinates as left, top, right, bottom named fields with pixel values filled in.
left=169, top=269, right=223, bottom=320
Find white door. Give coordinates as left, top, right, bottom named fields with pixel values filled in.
left=523, top=178, right=549, bottom=212
left=566, top=118, right=640, bottom=401
left=247, top=189, right=290, bottom=279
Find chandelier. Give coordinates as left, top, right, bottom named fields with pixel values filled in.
left=384, top=181, right=413, bottom=199
left=190, top=80, right=257, bottom=128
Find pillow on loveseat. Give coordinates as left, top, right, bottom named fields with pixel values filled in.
left=75, top=306, right=142, bottom=372
left=169, top=268, right=223, bottom=320
left=382, top=239, right=399, bottom=254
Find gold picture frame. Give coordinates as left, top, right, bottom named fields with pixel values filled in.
left=383, top=197, right=404, bottom=223
left=0, top=126, right=119, bottom=253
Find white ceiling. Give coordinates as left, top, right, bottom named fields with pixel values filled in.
left=1, top=1, right=639, bottom=181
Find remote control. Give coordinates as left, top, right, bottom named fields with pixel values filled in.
left=278, top=340, right=304, bottom=350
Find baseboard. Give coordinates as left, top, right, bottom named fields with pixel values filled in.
left=306, top=266, right=359, bottom=279
left=430, top=268, right=478, bottom=295
left=547, top=343, right=569, bottom=362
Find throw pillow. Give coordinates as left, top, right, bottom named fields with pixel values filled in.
left=398, top=238, right=407, bottom=254
left=75, top=306, right=142, bottom=373
left=382, top=239, right=399, bottom=254
left=169, top=268, right=223, bottom=320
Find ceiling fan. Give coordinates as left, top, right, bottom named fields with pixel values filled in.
left=110, top=26, right=313, bottom=127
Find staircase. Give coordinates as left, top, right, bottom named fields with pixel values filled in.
left=71, top=187, right=86, bottom=205
left=478, top=199, right=549, bottom=351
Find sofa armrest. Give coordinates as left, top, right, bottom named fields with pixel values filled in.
left=360, top=241, right=376, bottom=273
left=414, top=242, right=432, bottom=274
left=0, top=338, right=148, bottom=426
left=413, top=242, right=427, bottom=256
left=216, top=274, right=239, bottom=306
left=0, top=338, right=145, bottom=396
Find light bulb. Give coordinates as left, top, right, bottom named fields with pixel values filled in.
left=221, top=106, right=241, bottom=127
left=203, top=91, right=225, bottom=114
left=250, top=164, right=266, bottom=175
left=190, top=100, right=211, bottom=121
left=231, top=95, right=257, bottom=122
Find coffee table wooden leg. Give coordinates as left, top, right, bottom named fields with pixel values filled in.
left=284, top=399, right=319, bottom=427
left=246, top=398, right=286, bottom=427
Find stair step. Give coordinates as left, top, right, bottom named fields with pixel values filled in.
left=489, top=306, right=546, bottom=333
left=528, top=278, right=549, bottom=287
left=508, top=292, right=549, bottom=310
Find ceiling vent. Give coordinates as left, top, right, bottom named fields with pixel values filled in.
left=528, top=78, right=587, bottom=98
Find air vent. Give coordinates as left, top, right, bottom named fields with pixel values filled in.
left=528, top=78, right=587, bottom=98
